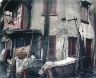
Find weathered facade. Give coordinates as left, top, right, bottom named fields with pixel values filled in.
left=0, top=0, right=96, bottom=77
left=0, top=0, right=43, bottom=77
left=30, top=0, right=95, bottom=70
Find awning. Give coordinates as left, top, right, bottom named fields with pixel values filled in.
left=1, top=29, right=42, bottom=36
left=81, top=0, right=91, bottom=7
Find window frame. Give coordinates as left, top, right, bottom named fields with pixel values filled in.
left=15, top=35, right=32, bottom=48
left=81, top=5, right=89, bottom=24
left=43, top=0, right=57, bottom=16
left=68, top=37, right=77, bottom=57
left=41, top=35, right=56, bottom=59
left=81, top=1, right=91, bottom=24
left=49, top=35, right=56, bottom=57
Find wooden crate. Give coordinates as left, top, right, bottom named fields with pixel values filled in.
left=15, top=45, right=31, bottom=59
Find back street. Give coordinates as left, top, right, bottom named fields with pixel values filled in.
left=1, top=61, right=96, bottom=78
left=1, top=0, right=96, bottom=78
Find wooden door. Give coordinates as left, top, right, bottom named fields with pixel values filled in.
left=86, top=39, right=92, bottom=68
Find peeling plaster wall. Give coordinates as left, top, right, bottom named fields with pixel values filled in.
left=30, top=0, right=44, bottom=32
left=30, top=0, right=95, bottom=61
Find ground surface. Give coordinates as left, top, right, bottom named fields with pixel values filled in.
left=0, top=61, right=96, bottom=78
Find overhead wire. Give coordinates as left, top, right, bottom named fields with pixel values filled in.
left=2, top=0, right=11, bottom=10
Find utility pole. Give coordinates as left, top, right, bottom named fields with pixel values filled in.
left=43, top=0, right=50, bottom=77
left=43, top=0, right=50, bottom=64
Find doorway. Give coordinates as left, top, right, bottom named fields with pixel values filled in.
left=86, top=39, right=92, bottom=69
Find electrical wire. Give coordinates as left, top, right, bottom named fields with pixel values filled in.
left=2, top=0, right=11, bottom=10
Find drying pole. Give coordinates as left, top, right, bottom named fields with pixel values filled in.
left=43, top=0, right=50, bottom=78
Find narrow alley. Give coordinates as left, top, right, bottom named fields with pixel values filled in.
left=1, top=0, right=96, bottom=78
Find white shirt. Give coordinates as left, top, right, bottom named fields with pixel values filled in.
left=15, top=56, right=28, bottom=74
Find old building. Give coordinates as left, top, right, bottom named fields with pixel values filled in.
left=0, top=0, right=32, bottom=61
left=30, top=0, right=95, bottom=71
left=0, top=0, right=43, bottom=77
left=0, top=0, right=96, bottom=77
left=0, top=0, right=43, bottom=64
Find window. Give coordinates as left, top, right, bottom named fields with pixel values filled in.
left=49, top=35, right=56, bottom=57
left=81, top=1, right=91, bottom=24
left=68, top=37, right=77, bottom=57
left=15, top=37, right=25, bottom=48
left=40, top=35, right=56, bottom=59
left=15, top=35, right=32, bottom=48
left=81, top=6, right=88, bottom=23
left=43, top=0, right=57, bottom=15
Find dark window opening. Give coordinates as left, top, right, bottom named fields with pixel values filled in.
left=15, top=35, right=32, bottom=48
left=49, top=35, right=56, bottom=57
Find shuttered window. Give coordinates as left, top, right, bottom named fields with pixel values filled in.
left=81, top=1, right=91, bottom=24
left=81, top=6, right=88, bottom=23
